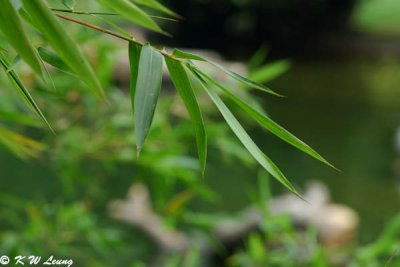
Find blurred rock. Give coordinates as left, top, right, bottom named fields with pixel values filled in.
left=393, top=127, right=400, bottom=178
left=110, top=181, right=358, bottom=252
left=268, top=181, right=359, bottom=247
left=395, top=127, right=400, bottom=156
left=213, top=181, right=359, bottom=248
left=108, top=184, right=189, bottom=252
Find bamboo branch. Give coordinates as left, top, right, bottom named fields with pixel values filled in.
left=51, top=8, right=179, bottom=22
left=54, top=13, right=176, bottom=59
left=51, top=8, right=118, bottom=15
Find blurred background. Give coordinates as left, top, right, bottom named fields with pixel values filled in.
left=1, top=0, right=400, bottom=266
left=156, top=0, right=400, bottom=242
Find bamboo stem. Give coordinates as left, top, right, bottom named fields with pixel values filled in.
left=51, top=9, right=178, bottom=22
left=50, top=8, right=118, bottom=15
left=54, top=13, right=174, bottom=59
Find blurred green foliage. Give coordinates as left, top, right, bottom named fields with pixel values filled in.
left=352, top=0, right=400, bottom=34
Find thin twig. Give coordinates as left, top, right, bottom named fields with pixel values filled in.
left=51, top=8, right=118, bottom=15
left=55, top=14, right=136, bottom=43
left=51, top=8, right=179, bottom=22
left=54, top=13, right=175, bottom=59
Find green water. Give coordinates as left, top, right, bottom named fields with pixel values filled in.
left=203, top=58, right=400, bottom=243
left=267, top=59, right=400, bottom=243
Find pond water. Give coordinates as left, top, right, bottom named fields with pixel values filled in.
left=202, top=58, right=400, bottom=243
left=267, top=58, right=400, bottom=243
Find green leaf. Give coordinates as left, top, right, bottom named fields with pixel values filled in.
left=21, top=0, right=105, bottom=98
left=0, top=54, right=53, bottom=132
left=248, top=234, right=266, bottom=262
left=134, top=44, right=163, bottom=154
left=211, top=62, right=283, bottom=96
left=172, top=49, right=207, bottom=62
left=92, top=14, right=133, bottom=39
left=132, top=0, right=180, bottom=18
left=0, top=126, right=45, bottom=159
left=129, top=42, right=142, bottom=112
left=0, top=111, right=40, bottom=127
left=248, top=45, right=268, bottom=70
left=165, top=57, right=207, bottom=174
left=191, top=69, right=298, bottom=195
left=8, top=55, right=22, bottom=72
left=0, top=0, right=43, bottom=76
left=97, top=0, right=164, bottom=34
left=172, top=49, right=282, bottom=96
left=61, top=0, right=76, bottom=10
left=37, top=47, right=70, bottom=72
left=194, top=67, right=334, bottom=169
left=249, top=59, right=291, bottom=84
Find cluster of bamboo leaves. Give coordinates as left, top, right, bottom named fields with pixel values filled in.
left=0, top=0, right=333, bottom=194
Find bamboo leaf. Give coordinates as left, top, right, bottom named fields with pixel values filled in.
left=50, top=8, right=177, bottom=22
left=17, top=8, right=40, bottom=30
left=11, top=0, right=23, bottom=10
left=37, top=47, right=69, bottom=72
left=0, top=54, right=53, bottom=132
left=7, top=55, right=22, bottom=72
left=21, top=0, right=105, bottom=98
left=0, top=126, right=45, bottom=159
left=132, top=0, right=180, bottom=18
left=173, top=49, right=281, bottom=96
left=97, top=0, right=164, bottom=34
left=129, top=42, right=142, bottom=112
left=165, top=57, right=207, bottom=174
left=212, top=61, right=283, bottom=96
left=172, top=49, right=207, bottom=62
left=249, top=59, right=291, bottom=84
left=0, top=111, right=40, bottom=127
left=92, top=14, right=133, bottom=39
left=191, top=69, right=298, bottom=195
left=248, top=45, right=269, bottom=70
left=61, top=0, right=76, bottom=10
left=194, top=67, right=335, bottom=169
left=0, top=0, right=43, bottom=76
left=149, top=15, right=179, bottom=22
left=134, top=44, right=163, bottom=154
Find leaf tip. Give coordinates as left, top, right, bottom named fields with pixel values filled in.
left=293, top=189, right=307, bottom=203
left=161, top=30, right=172, bottom=38
left=136, top=146, right=142, bottom=158
left=49, top=126, right=57, bottom=136
left=201, top=166, right=206, bottom=177
left=276, top=92, right=286, bottom=98
left=319, top=156, right=339, bottom=172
